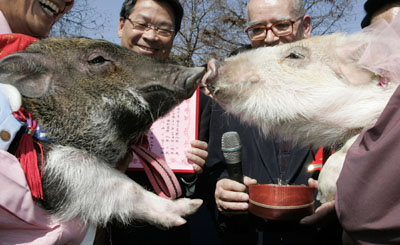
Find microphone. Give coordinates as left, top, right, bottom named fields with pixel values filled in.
left=221, top=131, right=243, bottom=184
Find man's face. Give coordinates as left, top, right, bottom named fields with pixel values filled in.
left=118, top=0, right=176, bottom=61
left=371, top=4, right=400, bottom=25
left=1, top=0, right=74, bottom=38
left=247, top=0, right=311, bottom=48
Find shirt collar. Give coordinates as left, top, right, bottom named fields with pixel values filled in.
left=0, top=11, right=12, bottom=34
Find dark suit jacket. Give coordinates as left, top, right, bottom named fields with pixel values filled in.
left=205, top=102, right=342, bottom=245
left=110, top=91, right=215, bottom=245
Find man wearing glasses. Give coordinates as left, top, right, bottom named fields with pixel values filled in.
left=208, top=0, right=342, bottom=244
left=118, top=0, right=178, bottom=61
left=245, top=0, right=311, bottom=46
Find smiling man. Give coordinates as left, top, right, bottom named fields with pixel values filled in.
left=0, top=0, right=74, bottom=38
left=112, top=0, right=210, bottom=244
left=118, top=0, right=179, bottom=61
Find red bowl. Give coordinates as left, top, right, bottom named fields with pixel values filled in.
left=248, top=184, right=315, bottom=220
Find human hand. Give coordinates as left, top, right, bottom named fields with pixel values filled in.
left=215, top=176, right=257, bottom=215
left=300, top=178, right=337, bottom=226
left=185, top=140, right=208, bottom=174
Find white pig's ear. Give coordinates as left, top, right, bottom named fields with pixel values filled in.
left=334, top=15, right=400, bottom=86
left=0, top=53, right=53, bottom=98
left=333, top=37, right=375, bottom=86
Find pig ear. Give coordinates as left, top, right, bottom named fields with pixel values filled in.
left=333, top=37, right=374, bottom=85
left=0, top=53, right=53, bottom=98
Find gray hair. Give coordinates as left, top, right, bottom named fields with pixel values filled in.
left=246, top=0, right=307, bottom=23
left=292, top=0, right=306, bottom=17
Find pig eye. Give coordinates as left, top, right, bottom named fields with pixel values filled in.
left=286, top=52, right=305, bottom=59
left=88, top=55, right=109, bottom=65
left=280, top=46, right=310, bottom=67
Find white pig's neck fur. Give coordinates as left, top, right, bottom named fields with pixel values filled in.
left=43, top=145, right=198, bottom=228
left=232, top=82, right=395, bottom=147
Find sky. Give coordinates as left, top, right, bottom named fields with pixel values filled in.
left=88, top=0, right=366, bottom=45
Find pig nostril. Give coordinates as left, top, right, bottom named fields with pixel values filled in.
left=249, top=75, right=260, bottom=83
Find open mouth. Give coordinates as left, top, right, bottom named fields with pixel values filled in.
left=136, top=44, right=157, bottom=53
left=140, top=85, right=172, bottom=94
left=38, top=0, right=60, bottom=17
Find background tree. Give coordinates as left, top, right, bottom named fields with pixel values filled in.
left=53, top=0, right=357, bottom=66
left=50, top=0, right=106, bottom=38
left=172, top=0, right=357, bottom=66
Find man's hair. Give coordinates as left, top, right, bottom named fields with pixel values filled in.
left=292, top=0, right=306, bottom=17
left=246, top=0, right=306, bottom=23
left=120, top=0, right=183, bottom=34
left=361, top=0, right=400, bottom=28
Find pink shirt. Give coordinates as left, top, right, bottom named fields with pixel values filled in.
left=0, top=11, right=88, bottom=244
left=0, top=11, right=12, bottom=34
left=0, top=151, right=87, bottom=244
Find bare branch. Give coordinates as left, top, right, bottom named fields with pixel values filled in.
left=172, top=0, right=358, bottom=66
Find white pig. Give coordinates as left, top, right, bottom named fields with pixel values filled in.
left=204, top=19, right=400, bottom=203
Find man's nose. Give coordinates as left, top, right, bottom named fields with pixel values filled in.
left=263, top=29, right=279, bottom=46
left=142, top=29, right=158, bottom=40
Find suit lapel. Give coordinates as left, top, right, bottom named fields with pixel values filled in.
left=285, top=145, right=313, bottom=184
left=252, top=129, right=281, bottom=184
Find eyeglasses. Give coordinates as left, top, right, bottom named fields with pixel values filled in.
left=125, top=18, right=175, bottom=37
left=245, top=16, right=304, bottom=41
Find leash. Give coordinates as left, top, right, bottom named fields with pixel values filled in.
left=132, top=136, right=182, bottom=200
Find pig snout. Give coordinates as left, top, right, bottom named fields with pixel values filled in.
left=181, top=67, right=206, bottom=99
left=163, top=66, right=206, bottom=100
left=201, top=58, right=220, bottom=94
left=139, top=66, right=205, bottom=103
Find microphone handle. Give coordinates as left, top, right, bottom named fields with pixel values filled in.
left=226, top=162, right=243, bottom=184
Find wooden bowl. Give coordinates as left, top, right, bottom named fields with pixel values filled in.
left=248, top=184, right=315, bottom=220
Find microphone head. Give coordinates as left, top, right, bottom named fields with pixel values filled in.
left=221, top=131, right=242, bottom=164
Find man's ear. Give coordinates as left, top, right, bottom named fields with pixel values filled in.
left=118, top=17, right=125, bottom=38
left=302, top=15, right=312, bottom=38
left=0, top=53, right=53, bottom=98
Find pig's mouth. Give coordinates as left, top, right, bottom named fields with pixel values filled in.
left=140, top=85, right=173, bottom=94
left=201, top=59, right=220, bottom=97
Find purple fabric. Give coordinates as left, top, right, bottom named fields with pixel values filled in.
left=336, top=84, right=400, bottom=244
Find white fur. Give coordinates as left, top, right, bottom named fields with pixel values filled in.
left=207, top=32, right=400, bottom=203
left=317, top=135, right=358, bottom=203
left=44, top=145, right=202, bottom=228
left=213, top=33, right=397, bottom=147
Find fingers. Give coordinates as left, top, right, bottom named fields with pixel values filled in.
left=315, top=200, right=335, bottom=213
left=300, top=200, right=336, bottom=226
left=190, top=140, right=208, bottom=151
left=308, top=178, right=318, bottom=189
left=243, top=176, right=257, bottom=186
left=215, top=178, right=249, bottom=214
left=186, top=140, right=208, bottom=174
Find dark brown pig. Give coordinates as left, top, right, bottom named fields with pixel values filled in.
left=0, top=37, right=204, bottom=228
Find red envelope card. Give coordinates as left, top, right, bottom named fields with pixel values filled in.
left=128, top=87, right=199, bottom=173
